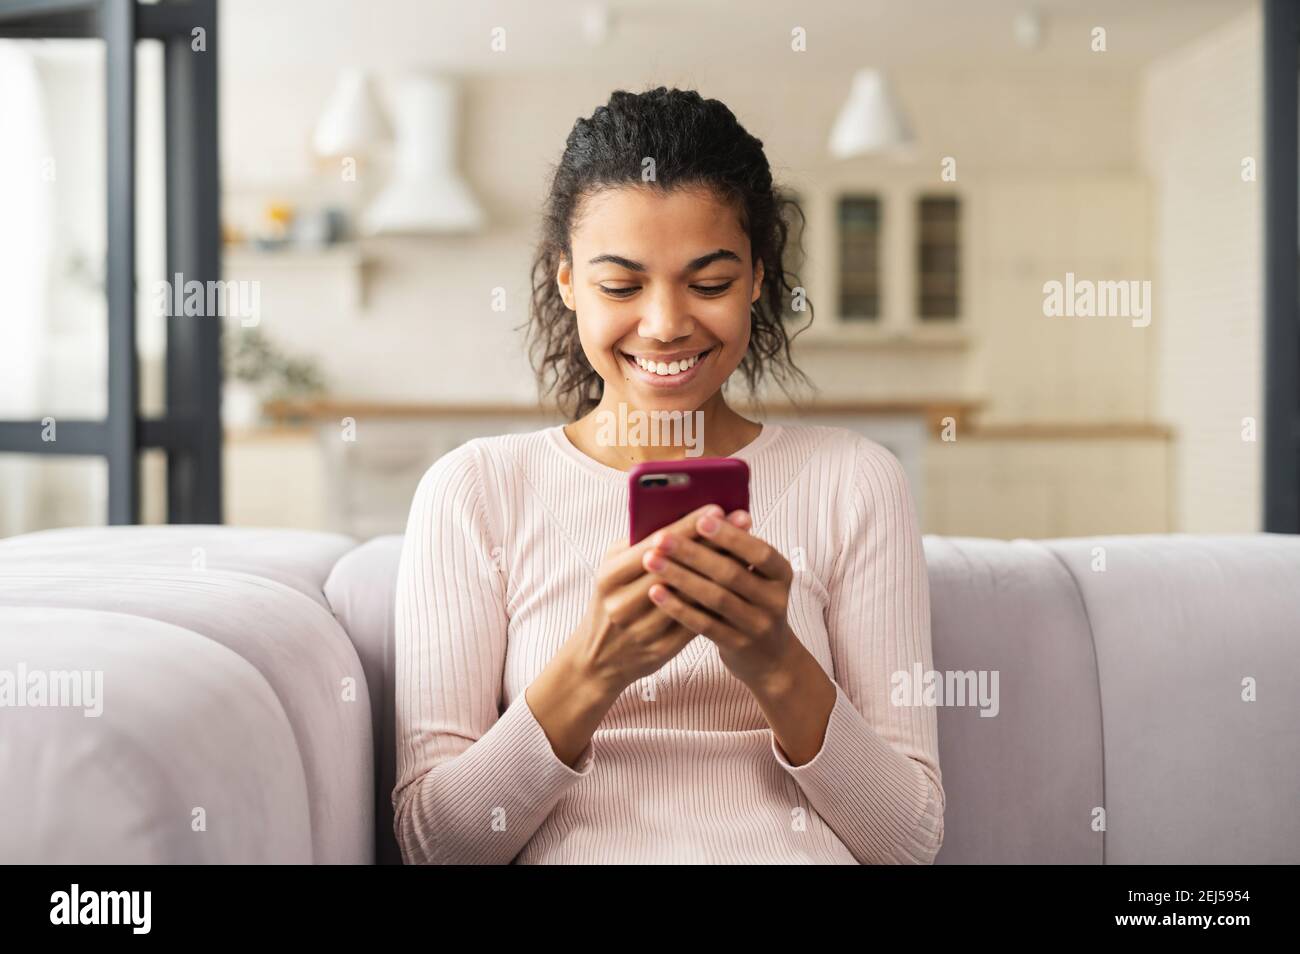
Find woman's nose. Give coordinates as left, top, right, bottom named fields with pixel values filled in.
left=637, top=286, right=694, bottom=342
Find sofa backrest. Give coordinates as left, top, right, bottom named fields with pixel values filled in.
left=1039, top=534, right=1300, bottom=863
left=324, top=537, right=405, bottom=865
left=923, top=537, right=1104, bottom=863
left=325, top=532, right=1300, bottom=864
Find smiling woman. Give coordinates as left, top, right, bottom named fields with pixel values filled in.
left=391, top=86, right=945, bottom=865
left=530, top=87, right=812, bottom=430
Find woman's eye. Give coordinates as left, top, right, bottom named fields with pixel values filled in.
left=597, top=281, right=733, bottom=298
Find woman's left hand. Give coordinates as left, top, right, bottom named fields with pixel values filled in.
left=641, top=506, right=798, bottom=688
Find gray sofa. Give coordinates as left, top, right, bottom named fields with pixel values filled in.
left=1, top=525, right=1296, bottom=863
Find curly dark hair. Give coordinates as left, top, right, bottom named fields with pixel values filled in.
left=526, top=86, right=815, bottom=420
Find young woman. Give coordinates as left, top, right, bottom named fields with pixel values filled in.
left=392, top=87, right=944, bottom=864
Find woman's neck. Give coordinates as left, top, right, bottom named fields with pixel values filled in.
left=563, top=392, right=762, bottom=471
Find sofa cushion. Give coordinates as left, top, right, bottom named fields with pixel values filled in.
left=1043, top=533, right=1300, bottom=863
left=0, top=526, right=373, bottom=863
left=0, top=525, right=356, bottom=611
left=0, top=606, right=313, bottom=862
left=324, top=535, right=404, bottom=865
left=923, top=536, right=1104, bottom=864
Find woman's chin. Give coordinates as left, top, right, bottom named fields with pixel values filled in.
left=606, top=392, right=707, bottom=416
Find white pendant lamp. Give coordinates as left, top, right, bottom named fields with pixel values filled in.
left=362, top=74, right=485, bottom=235
left=312, top=68, right=392, bottom=156
left=828, top=68, right=915, bottom=160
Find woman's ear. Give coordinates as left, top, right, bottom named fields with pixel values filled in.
left=556, top=258, right=575, bottom=311
left=751, top=258, right=765, bottom=303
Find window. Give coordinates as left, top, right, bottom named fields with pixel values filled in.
left=917, top=196, right=960, bottom=320
left=837, top=196, right=881, bottom=320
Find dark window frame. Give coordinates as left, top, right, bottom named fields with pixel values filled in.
left=1263, top=0, right=1300, bottom=533
left=0, top=0, right=223, bottom=525
left=836, top=193, right=883, bottom=322
left=915, top=193, right=961, bottom=322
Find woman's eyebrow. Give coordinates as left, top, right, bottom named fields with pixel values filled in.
left=586, top=248, right=743, bottom=273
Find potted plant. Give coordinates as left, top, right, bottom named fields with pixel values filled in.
left=220, top=326, right=327, bottom=428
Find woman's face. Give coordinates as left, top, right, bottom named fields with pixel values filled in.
left=557, top=185, right=764, bottom=414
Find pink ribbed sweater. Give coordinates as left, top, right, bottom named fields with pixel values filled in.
left=392, top=422, right=944, bottom=864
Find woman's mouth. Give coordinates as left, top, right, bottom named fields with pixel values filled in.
left=620, top=346, right=715, bottom=388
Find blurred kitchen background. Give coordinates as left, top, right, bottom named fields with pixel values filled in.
left=0, top=0, right=1266, bottom=540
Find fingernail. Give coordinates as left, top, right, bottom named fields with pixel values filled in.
left=649, top=585, right=668, bottom=604
left=707, top=504, right=724, bottom=517
left=729, top=510, right=750, bottom=527
left=657, top=533, right=676, bottom=553
left=699, top=515, right=720, bottom=535
left=644, top=552, right=665, bottom=572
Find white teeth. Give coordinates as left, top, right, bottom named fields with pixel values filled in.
left=634, top=351, right=704, bottom=376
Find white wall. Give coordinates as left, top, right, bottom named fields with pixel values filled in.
left=1140, top=3, right=1262, bottom=531
left=220, top=64, right=1147, bottom=419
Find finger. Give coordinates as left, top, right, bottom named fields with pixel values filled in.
left=646, top=534, right=769, bottom=605
left=622, top=601, right=682, bottom=641
left=696, top=511, right=747, bottom=558
left=726, top=509, right=752, bottom=530
left=606, top=532, right=718, bottom=620
left=604, top=570, right=664, bottom=622
left=643, top=549, right=769, bottom=632
left=694, top=510, right=790, bottom=581
left=648, top=582, right=746, bottom=648
left=599, top=503, right=724, bottom=589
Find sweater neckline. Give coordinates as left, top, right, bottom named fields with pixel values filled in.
left=545, top=419, right=782, bottom=482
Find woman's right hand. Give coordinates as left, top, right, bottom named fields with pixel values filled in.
left=525, top=502, right=726, bottom=768
left=566, top=502, right=725, bottom=694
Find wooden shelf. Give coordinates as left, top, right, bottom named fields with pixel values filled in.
left=963, top=422, right=1174, bottom=440
left=792, top=324, right=970, bottom=350
left=261, top=397, right=986, bottom=438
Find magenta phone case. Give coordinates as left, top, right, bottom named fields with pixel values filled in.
left=628, top=457, right=750, bottom=544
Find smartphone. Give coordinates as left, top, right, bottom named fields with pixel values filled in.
left=628, top=457, right=750, bottom=544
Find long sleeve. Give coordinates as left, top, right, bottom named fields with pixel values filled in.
left=769, top=436, right=946, bottom=864
left=391, top=441, right=595, bottom=865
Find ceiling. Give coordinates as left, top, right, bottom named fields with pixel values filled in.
left=219, top=0, right=1254, bottom=76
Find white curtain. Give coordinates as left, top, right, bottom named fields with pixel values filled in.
left=0, top=41, right=54, bottom=538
